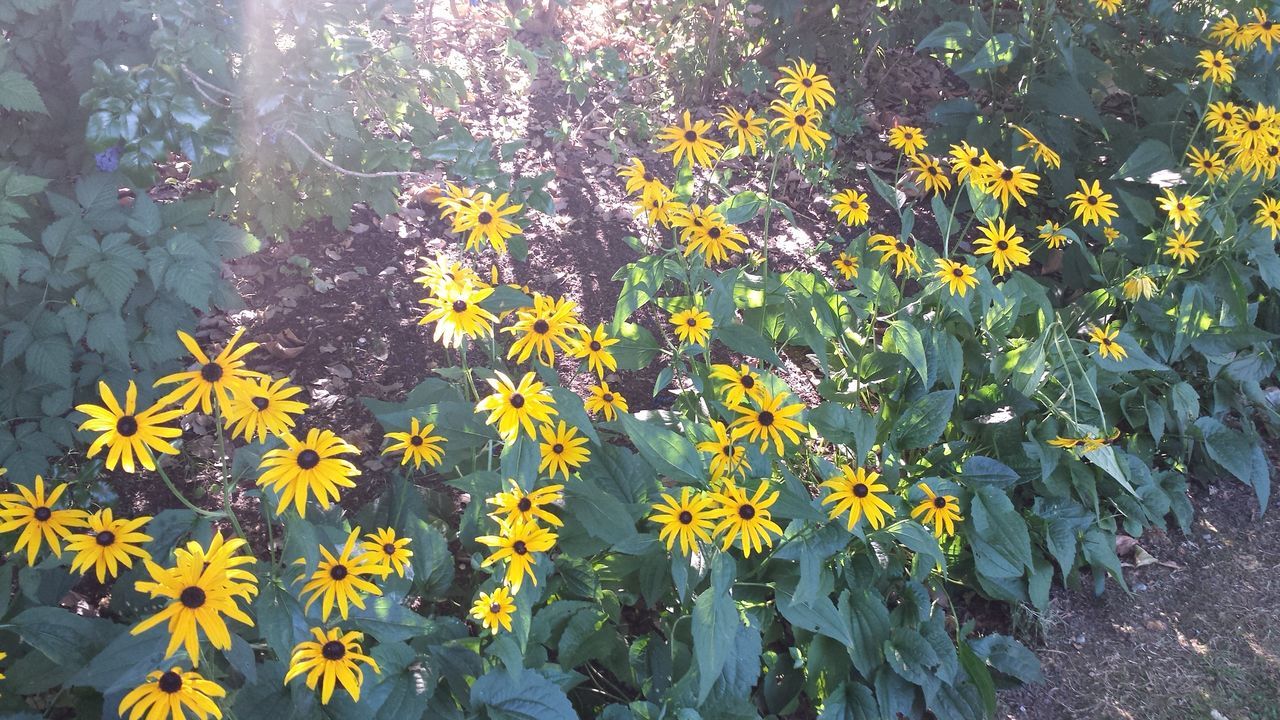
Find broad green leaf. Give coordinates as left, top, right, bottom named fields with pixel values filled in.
left=817, top=682, right=878, bottom=720
left=890, top=390, right=955, bottom=450
left=886, top=320, right=928, bottom=386
left=968, top=486, right=1033, bottom=579
left=692, top=554, right=739, bottom=702
left=470, top=667, right=576, bottom=720
left=0, top=70, right=47, bottom=113
left=619, top=412, right=702, bottom=483
left=839, top=589, right=890, bottom=676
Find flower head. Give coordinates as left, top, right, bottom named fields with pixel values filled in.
left=477, top=518, right=557, bottom=593
left=718, top=107, right=767, bottom=155
left=585, top=382, right=627, bottom=421
left=155, top=328, right=263, bottom=415
left=298, top=528, right=383, bottom=621
left=977, top=159, right=1039, bottom=210
left=833, top=251, right=859, bottom=280
left=887, top=125, right=927, bottom=155
left=76, top=381, right=184, bottom=473
left=570, top=324, right=619, bottom=378
left=697, top=420, right=748, bottom=482
left=770, top=100, right=831, bottom=152
left=1011, top=124, right=1061, bottom=169
left=910, top=483, right=962, bottom=538
left=284, top=627, right=380, bottom=704
left=1065, top=179, right=1119, bottom=226
left=670, top=307, right=713, bottom=347
left=420, top=280, right=498, bottom=348
left=118, top=668, right=225, bottom=720
left=1088, top=325, right=1128, bottom=361
left=257, top=429, right=361, bottom=516
left=1157, top=190, right=1204, bottom=229
left=776, top=59, right=836, bottom=109
left=382, top=417, right=446, bottom=469
left=538, top=421, right=591, bottom=481
left=819, top=466, right=895, bottom=531
left=650, top=487, right=716, bottom=556
left=471, top=586, right=516, bottom=634
left=708, top=481, right=783, bottom=557
left=831, top=189, right=870, bottom=226
left=1163, top=230, right=1203, bottom=266
left=453, top=193, right=523, bottom=254
left=729, top=387, right=807, bottom=456
left=0, top=475, right=87, bottom=565
left=487, top=479, right=564, bottom=527
left=476, top=371, right=558, bottom=442
left=1254, top=196, right=1280, bottom=240
left=1197, top=49, right=1235, bottom=85
left=223, top=375, right=308, bottom=443
left=66, top=508, right=151, bottom=582
left=870, top=233, right=921, bottom=276
left=934, top=258, right=978, bottom=298
left=910, top=154, right=952, bottom=195
left=709, top=363, right=766, bottom=407
left=973, top=218, right=1030, bottom=276
left=361, top=527, right=413, bottom=577
left=656, top=111, right=723, bottom=168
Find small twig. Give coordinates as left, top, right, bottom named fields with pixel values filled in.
left=283, top=129, right=426, bottom=180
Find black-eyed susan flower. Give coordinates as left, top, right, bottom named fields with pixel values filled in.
left=1047, top=436, right=1082, bottom=450
left=934, top=258, right=979, bottom=298
left=476, top=371, right=558, bottom=442
left=1204, top=101, right=1241, bottom=135
left=66, top=508, right=151, bottom=582
left=257, top=429, right=361, bottom=517
left=618, top=158, right=669, bottom=201
left=1235, top=142, right=1280, bottom=182
left=831, top=189, right=870, bottom=226
left=1163, top=230, right=1203, bottom=265
left=776, top=58, right=836, bottom=109
left=584, top=382, right=627, bottom=421
left=1157, top=190, right=1204, bottom=229
left=910, top=483, right=962, bottom=538
left=432, top=182, right=480, bottom=221
left=381, top=417, right=445, bottom=469
left=1103, top=226, right=1121, bottom=244
left=0, top=475, right=87, bottom=565
left=1088, top=325, right=1128, bottom=361
left=76, top=381, right=184, bottom=473
left=1209, top=16, right=1252, bottom=51
left=639, top=194, right=683, bottom=228
left=833, top=251, right=859, bottom=280
left=223, top=375, right=307, bottom=443
left=670, top=307, right=713, bottom=347
left=361, top=527, right=413, bottom=578
left=769, top=100, right=831, bottom=152
left=870, top=233, right=922, bottom=276
left=477, top=518, right=557, bottom=593
left=132, top=532, right=257, bottom=664
left=487, top=479, right=564, bottom=527
left=471, top=586, right=516, bottom=634
left=978, top=159, right=1039, bottom=210
left=649, top=487, right=716, bottom=556
left=819, top=466, right=895, bottom=532
left=729, top=387, right=806, bottom=455
left=570, top=323, right=619, bottom=378
left=420, top=280, right=499, bottom=349
left=684, top=216, right=748, bottom=265
left=1120, top=270, right=1158, bottom=301
left=1011, top=124, right=1061, bottom=169
left=1197, top=49, right=1235, bottom=85
left=155, top=328, right=262, bottom=415
left=1065, top=179, right=1119, bottom=226
left=505, top=293, right=586, bottom=365
left=911, top=154, right=952, bottom=194
left=1222, top=104, right=1280, bottom=154
left=887, top=125, right=927, bottom=155
left=709, top=363, right=766, bottom=407
left=1254, top=196, right=1280, bottom=240
left=298, top=528, right=383, bottom=621
left=538, top=421, right=590, bottom=481
left=656, top=111, right=723, bottom=168
left=697, top=420, right=747, bottom=482
left=414, top=254, right=486, bottom=298
left=1186, top=147, right=1227, bottom=182
left=284, top=627, right=380, bottom=705
left=948, top=141, right=988, bottom=184
left=1091, top=0, right=1120, bottom=15
left=718, top=107, right=767, bottom=155
left=669, top=202, right=718, bottom=242
left=708, top=481, right=782, bottom=557
left=974, top=218, right=1030, bottom=276
left=454, top=193, right=523, bottom=254
left=118, top=667, right=225, bottom=720
left=1038, top=221, right=1070, bottom=249
left=1247, top=8, right=1280, bottom=52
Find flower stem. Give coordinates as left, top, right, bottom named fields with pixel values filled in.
left=759, top=152, right=782, bottom=330
left=155, top=464, right=224, bottom=519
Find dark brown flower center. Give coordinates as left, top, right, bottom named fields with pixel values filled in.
left=738, top=119, right=748, bottom=128
left=684, top=130, right=698, bottom=143
left=1000, top=169, right=1014, bottom=181
left=383, top=543, right=397, bottom=555
left=1176, top=202, right=1186, bottom=211
left=552, top=443, right=565, bottom=454
left=795, top=114, right=807, bottom=126
left=895, top=242, right=907, bottom=252
left=512, top=540, right=528, bottom=555
left=517, top=497, right=533, bottom=512
left=200, top=362, right=224, bottom=382
left=932, top=496, right=947, bottom=509
left=1249, top=120, right=1262, bottom=131
left=722, top=445, right=733, bottom=456
left=952, top=268, right=964, bottom=277
left=329, top=564, right=349, bottom=580
left=322, top=640, right=346, bottom=660
left=477, top=211, right=494, bottom=224
left=96, top=530, right=116, bottom=546
left=996, top=240, right=1009, bottom=251
left=252, top=396, right=270, bottom=410
left=1087, top=195, right=1098, bottom=205
left=589, top=340, right=602, bottom=351
left=643, top=172, right=654, bottom=182
left=489, top=602, right=502, bottom=614
left=409, top=435, right=423, bottom=446
left=158, top=671, right=183, bottom=693
left=452, top=299, right=468, bottom=313
left=686, top=318, right=697, bottom=327
left=297, top=449, right=320, bottom=470
left=853, top=483, right=869, bottom=498
left=509, top=393, right=525, bottom=409
left=708, top=226, right=722, bottom=238
left=757, top=410, right=775, bottom=426
left=927, top=166, right=937, bottom=175
left=116, top=415, right=138, bottom=437
left=602, top=393, right=614, bottom=402
left=801, top=78, right=812, bottom=87
left=532, top=319, right=550, bottom=334
left=34, top=506, right=52, bottom=522
left=740, top=375, right=755, bottom=388
left=970, top=157, right=982, bottom=167
left=738, top=504, right=756, bottom=520
left=678, top=510, right=693, bottom=524
left=180, top=586, right=206, bottom=608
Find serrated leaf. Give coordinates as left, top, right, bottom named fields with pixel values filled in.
left=0, top=70, right=47, bottom=113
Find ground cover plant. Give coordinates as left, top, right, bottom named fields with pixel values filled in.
left=1, top=0, right=1279, bottom=718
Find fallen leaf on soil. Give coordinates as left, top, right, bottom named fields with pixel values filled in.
left=1115, top=533, right=1139, bottom=557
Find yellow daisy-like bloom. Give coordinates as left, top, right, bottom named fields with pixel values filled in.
left=75, top=380, right=184, bottom=473
left=948, top=141, right=988, bottom=185
left=1091, top=0, right=1120, bottom=15
left=477, top=518, right=557, bottom=593
left=911, top=154, right=952, bottom=194
left=1209, top=16, right=1252, bottom=51
left=1254, top=196, right=1280, bottom=240
left=670, top=307, right=714, bottom=347
left=381, top=417, right=446, bottom=469
left=1065, top=179, right=1119, bottom=226
left=656, top=110, right=723, bottom=168
left=1233, top=142, right=1279, bottom=183
left=1204, top=101, right=1241, bottom=135
left=669, top=202, right=718, bottom=242
left=819, top=466, right=896, bottom=532
left=414, top=254, right=487, bottom=298
left=298, top=528, right=383, bottom=621
left=1186, top=146, right=1227, bottom=182
left=1247, top=8, right=1280, bottom=53
left=650, top=487, right=716, bottom=556
left=538, top=421, right=591, bottom=481
left=776, top=58, right=836, bottom=109
left=66, top=508, right=152, bottom=583
left=831, top=189, right=870, bottom=226
left=0, top=475, right=87, bottom=565
left=570, top=323, right=619, bottom=378
left=870, top=233, right=922, bottom=276
left=974, top=218, right=1031, bottom=276
left=118, top=667, right=225, bottom=720
left=257, top=429, right=361, bottom=517
left=1088, top=325, right=1128, bottom=361
left=471, top=586, right=516, bottom=635
left=1196, top=49, right=1235, bottom=85
left=1038, top=221, right=1070, bottom=249
left=584, top=381, right=627, bottom=421
left=504, top=293, right=586, bottom=365
left=718, top=107, right=767, bottom=155
left=1011, top=124, right=1061, bottom=169
left=1103, top=226, right=1121, bottom=244
left=910, top=483, right=962, bottom=538
left=131, top=533, right=257, bottom=665
left=934, top=258, right=979, bottom=298
left=1157, top=190, right=1204, bottom=229
left=638, top=194, right=683, bottom=228
left=833, top=251, right=859, bottom=281
left=1163, top=230, right=1203, bottom=266
left=284, top=627, right=380, bottom=705
left=432, top=182, right=481, bottom=221
left=684, top=216, right=748, bottom=265
left=1222, top=104, right=1280, bottom=154
left=361, top=527, right=413, bottom=578
left=729, top=387, right=807, bottom=455
left=419, top=280, right=498, bottom=348
left=978, top=159, right=1039, bottom=210
left=223, top=375, right=307, bottom=443
left=887, top=125, right=927, bottom=155
left=708, top=481, right=783, bottom=557
left=769, top=100, right=831, bottom=152
left=1121, top=270, right=1158, bottom=301
left=709, top=363, right=766, bottom=407
left=476, top=371, right=557, bottom=442
left=155, top=328, right=262, bottom=415
left=453, top=193, right=523, bottom=254
left=1047, top=436, right=1081, bottom=450
left=487, top=478, right=564, bottom=527
left=697, top=420, right=748, bottom=482
left=618, top=158, right=669, bottom=201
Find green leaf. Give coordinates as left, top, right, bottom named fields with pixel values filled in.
left=968, top=486, right=1032, bottom=579
left=716, top=190, right=766, bottom=225
left=12, top=607, right=115, bottom=665
left=890, top=390, right=955, bottom=450
left=817, top=682, right=878, bottom=720
left=882, top=520, right=947, bottom=575
left=693, top=554, right=738, bottom=702
left=470, top=668, right=576, bottom=720
left=1112, top=139, right=1177, bottom=183
left=549, top=386, right=601, bottom=446
left=1195, top=417, right=1270, bottom=512
left=886, top=320, right=928, bottom=386
left=407, top=519, right=454, bottom=597
left=962, top=456, right=1020, bottom=488
left=564, top=480, right=648, bottom=554
left=808, top=403, right=877, bottom=460
left=958, top=641, right=997, bottom=717
left=0, top=70, right=47, bottom=113
left=839, top=589, right=890, bottom=676
left=883, top=627, right=941, bottom=686
left=619, top=412, right=702, bottom=483
left=916, top=21, right=972, bottom=51
left=968, top=634, right=1043, bottom=683
left=717, top=322, right=782, bottom=365
left=957, top=33, right=1017, bottom=74
left=1081, top=527, right=1128, bottom=593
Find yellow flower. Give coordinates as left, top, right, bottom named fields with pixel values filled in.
left=1038, top=221, right=1070, bottom=249
left=1011, top=124, right=1061, bottom=169
left=974, top=218, right=1030, bottom=276
left=1065, top=179, right=1119, bottom=226
left=910, top=154, right=952, bottom=195
left=1246, top=8, right=1280, bottom=53
left=910, top=483, right=962, bottom=538
left=948, top=141, right=987, bottom=184
left=432, top=183, right=480, bottom=221
left=414, top=254, right=487, bottom=298
left=819, top=466, right=895, bottom=532
left=1047, top=436, right=1081, bottom=450
left=775, top=58, right=836, bottom=109
left=223, top=375, right=307, bottom=443
left=1091, top=0, right=1121, bottom=15
left=258, top=429, right=361, bottom=517
left=1254, top=196, right=1280, bottom=240
left=934, top=258, right=978, bottom=298
left=584, top=382, right=627, bottom=421
left=887, top=125, right=927, bottom=155
left=570, top=323, right=619, bottom=378
left=66, top=508, right=151, bottom=582
left=709, top=363, right=766, bottom=407
left=75, top=380, right=184, bottom=473
left=471, top=586, right=516, bottom=634
left=1103, top=226, right=1121, bottom=244
left=477, top=518, right=557, bottom=593
left=361, top=527, right=413, bottom=578
left=831, top=189, right=870, bottom=225
left=977, top=159, right=1039, bottom=210
left=538, top=420, right=591, bottom=481
left=618, top=158, right=668, bottom=200
left=154, top=328, right=262, bottom=415
left=769, top=100, right=831, bottom=152
left=118, top=668, right=225, bottom=720
left=1197, top=49, right=1235, bottom=85
left=504, top=293, right=586, bottom=366
left=708, top=481, right=783, bottom=557
left=1186, top=146, right=1227, bottom=181
left=453, top=193, right=523, bottom=254
left=298, top=528, right=383, bottom=621
left=1163, top=230, right=1203, bottom=266
left=1088, top=325, right=1128, bottom=361
left=833, top=251, right=859, bottom=281
left=1120, top=270, right=1157, bottom=301
left=718, top=107, right=767, bottom=155
left=382, top=417, right=446, bottom=469
left=1157, top=190, right=1204, bottom=229
left=649, top=487, right=716, bottom=556
left=656, top=111, right=723, bottom=168
left=697, top=420, right=748, bottom=481
left=1204, top=101, right=1241, bottom=135
left=487, top=479, right=564, bottom=527
left=284, top=627, right=380, bottom=705
left=1209, top=16, right=1252, bottom=51
left=476, top=371, right=557, bottom=442
left=670, top=307, right=713, bottom=347
left=729, top=387, right=807, bottom=455
left=679, top=209, right=748, bottom=264
left=419, top=280, right=498, bottom=348
left=870, top=233, right=922, bottom=276
left=0, top=475, right=87, bottom=565
left=638, top=194, right=683, bottom=228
